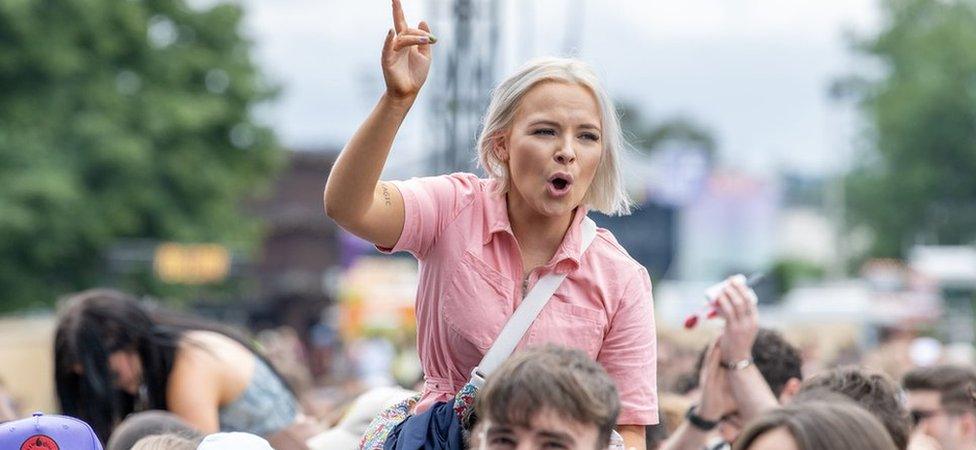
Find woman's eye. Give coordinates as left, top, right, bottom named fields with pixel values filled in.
left=533, top=128, right=556, bottom=136
left=580, top=132, right=600, bottom=141
left=543, top=442, right=568, bottom=449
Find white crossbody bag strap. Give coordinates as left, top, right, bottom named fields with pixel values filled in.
left=468, top=217, right=598, bottom=388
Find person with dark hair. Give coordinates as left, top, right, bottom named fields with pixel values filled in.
left=733, top=398, right=897, bottom=450
left=54, top=289, right=309, bottom=445
left=746, top=330, right=804, bottom=401
left=902, top=365, right=976, bottom=450
left=796, top=366, right=910, bottom=450
left=471, top=345, right=620, bottom=450
left=662, top=278, right=803, bottom=450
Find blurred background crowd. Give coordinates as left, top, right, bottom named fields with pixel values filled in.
left=1, top=0, right=975, bottom=448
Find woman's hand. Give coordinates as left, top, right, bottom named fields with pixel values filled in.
left=713, top=274, right=759, bottom=363
left=324, top=1, right=423, bottom=247
left=382, top=0, right=435, bottom=100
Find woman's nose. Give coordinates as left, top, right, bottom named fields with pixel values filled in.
left=554, top=141, right=576, bottom=164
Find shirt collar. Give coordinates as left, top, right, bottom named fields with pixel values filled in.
left=547, top=206, right=590, bottom=274
left=482, top=186, right=591, bottom=274
left=483, top=181, right=512, bottom=244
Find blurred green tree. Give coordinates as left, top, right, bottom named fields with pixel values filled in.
left=0, top=0, right=282, bottom=311
left=617, top=102, right=716, bottom=158
left=840, top=0, right=976, bottom=258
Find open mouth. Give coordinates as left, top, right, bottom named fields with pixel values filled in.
left=547, top=173, right=574, bottom=195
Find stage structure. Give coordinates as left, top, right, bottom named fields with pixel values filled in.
left=426, top=0, right=501, bottom=173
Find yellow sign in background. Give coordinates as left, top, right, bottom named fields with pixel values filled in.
left=154, top=243, right=230, bottom=285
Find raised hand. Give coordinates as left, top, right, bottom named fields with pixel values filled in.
left=381, top=0, right=436, bottom=100
left=713, top=274, right=759, bottom=364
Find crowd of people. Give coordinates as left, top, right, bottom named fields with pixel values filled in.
left=1, top=1, right=973, bottom=450
left=3, top=287, right=976, bottom=450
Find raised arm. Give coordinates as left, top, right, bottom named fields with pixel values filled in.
left=714, top=276, right=779, bottom=421
left=323, top=0, right=435, bottom=248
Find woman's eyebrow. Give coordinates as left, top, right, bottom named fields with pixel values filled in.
left=528, top=119, right=601, bottom=131
left=528, top=119, right=560, bottom=128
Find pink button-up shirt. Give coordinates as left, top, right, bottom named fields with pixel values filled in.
left=382, top=173, right=658, bottom=425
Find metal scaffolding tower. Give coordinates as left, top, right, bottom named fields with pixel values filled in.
left=426, top=0, right=501, bottom=173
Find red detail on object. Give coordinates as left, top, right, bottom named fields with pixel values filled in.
left=20, top=435, right=59, bottom=450
left=707, top=308, right=719, bottom=319
left=684, top=315, right=698, bottom=329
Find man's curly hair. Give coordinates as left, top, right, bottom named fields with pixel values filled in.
left=797, top=366, right=910, bottom=450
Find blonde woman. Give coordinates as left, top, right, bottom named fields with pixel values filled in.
left=324, top=1, right=659, bottom=446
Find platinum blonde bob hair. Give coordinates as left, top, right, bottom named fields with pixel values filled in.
left=476, top=57, right=632, bottom=216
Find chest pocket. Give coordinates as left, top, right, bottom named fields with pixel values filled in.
left=527, top=293, right=607, bottom=359
left=440, top=251, right=515, bottom=370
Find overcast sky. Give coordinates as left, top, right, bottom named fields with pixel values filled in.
left=236, top=0, right=881, bottom=177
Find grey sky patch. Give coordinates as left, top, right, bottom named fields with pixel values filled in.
left=236, top=0, right=879, bottom=176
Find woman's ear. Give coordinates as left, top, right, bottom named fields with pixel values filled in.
left=493, top=135, right=509, bottom=162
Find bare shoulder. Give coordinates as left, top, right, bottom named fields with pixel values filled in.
left=175, top=331, right=256, bottom=379
left=171, top=331, right=254, bottom=402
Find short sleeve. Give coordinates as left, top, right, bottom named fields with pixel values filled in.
left=377, top=172, right=481, bottom=260
left=598, top=266, right=659, bottom=425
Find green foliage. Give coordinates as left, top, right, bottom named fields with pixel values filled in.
left=769, top=258, right=826, bottom=298
left=616, top=101, right=717, bottom=158
left=842, top=0, right=976, bottom=258
left=0, top=0, right=282, bottom=311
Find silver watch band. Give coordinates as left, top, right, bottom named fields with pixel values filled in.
left=722, top=358, right=753, bottom=371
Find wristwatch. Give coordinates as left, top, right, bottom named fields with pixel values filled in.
left=722, top=358, right=753, bottom=371
left=685, top=405, right=719, bottom=431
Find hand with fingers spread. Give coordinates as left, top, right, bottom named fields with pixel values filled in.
left=382, top=0, right=436, bottom=100
left=713, top=274, right=759, bottom=364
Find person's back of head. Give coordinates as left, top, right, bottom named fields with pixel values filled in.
left=751, top=329, right=804, bottom=400
left=131, top=434, right=199, bottom=450
left=796, top=366, right=910, bottom=450
left=107, top=411, right=204, bottom=450
left=474, top=345, right=620, bottom=450
left=733, top=398, right=897, bottom=450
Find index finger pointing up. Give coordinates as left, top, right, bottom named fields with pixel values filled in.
left=392, top=0, right=408, bottom=33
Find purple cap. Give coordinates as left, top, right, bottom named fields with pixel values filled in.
left=0, top=412, right=103, bottom=450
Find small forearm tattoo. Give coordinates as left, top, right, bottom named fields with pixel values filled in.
left=381, top=183, right=392, bottom=206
